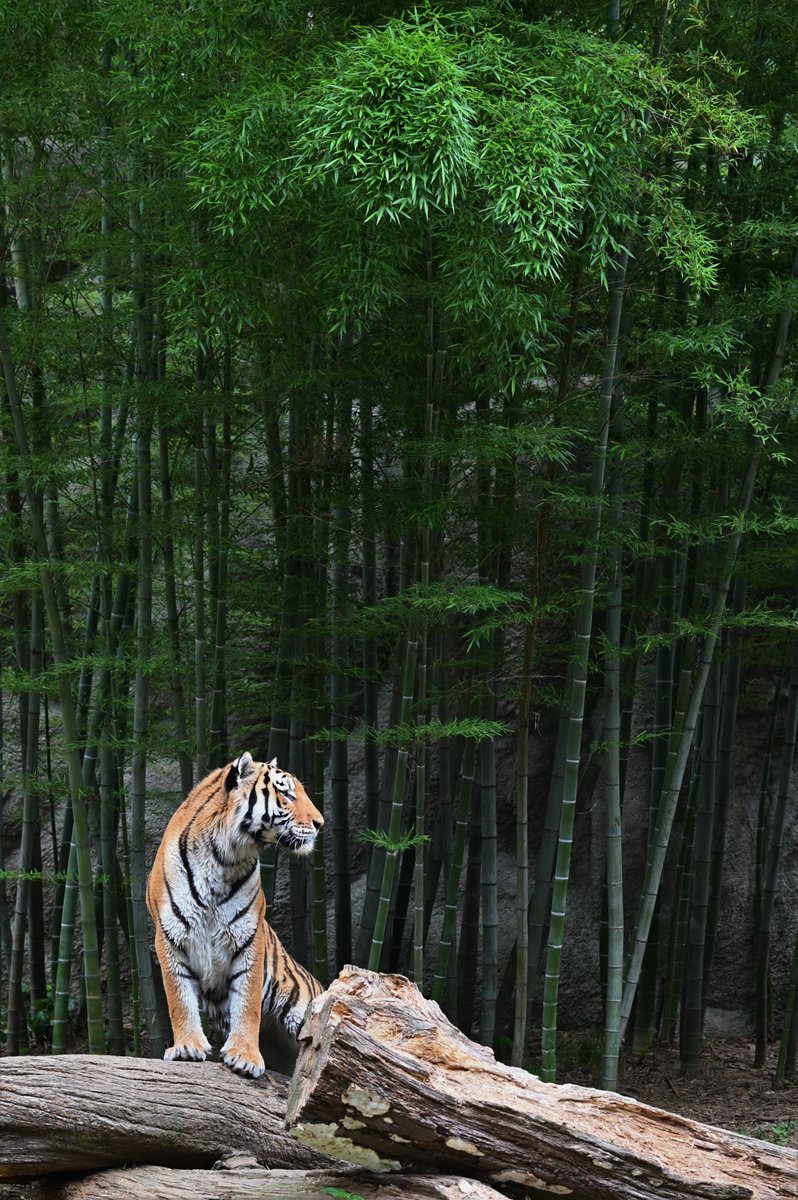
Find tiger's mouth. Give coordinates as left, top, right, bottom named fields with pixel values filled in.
left=277, top=828, right=318, bottom=856
left=255, top=824, right=318, bottom=856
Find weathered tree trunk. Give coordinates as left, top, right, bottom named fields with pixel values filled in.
left=37, top=1158, right=508, bottom=1200
left=0, top=1057, right=324, bottom=1178
left=287, top=967, right=798, bottom=1200
left=4, top=974, right=798, bottom=1200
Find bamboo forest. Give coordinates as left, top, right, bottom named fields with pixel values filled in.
left=1, top=0, right=797, bottom=1103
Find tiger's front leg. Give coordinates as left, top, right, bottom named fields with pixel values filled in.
left=154, top=926, right=212, bottom=1063
left=220, top=920, right=266, bottom=1078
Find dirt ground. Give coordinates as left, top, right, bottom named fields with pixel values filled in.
left=558, top=1036, right=798, bottom=1149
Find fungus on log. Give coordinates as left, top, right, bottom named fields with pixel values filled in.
left=0, top=1056, right=325, bottom=1178
left=286, top=966, right=798, bottom=1200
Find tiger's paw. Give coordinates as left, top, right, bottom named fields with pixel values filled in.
left=220, top=1036, right=265, bottom=1078
left=165, top=1032, right=212, bottom=1062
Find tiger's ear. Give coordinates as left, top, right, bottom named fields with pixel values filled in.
left=237, top=751, right=255, bottom=777
left=268, top=756, right=278, bottom=771
left=227, top=751, right=255, bottom=790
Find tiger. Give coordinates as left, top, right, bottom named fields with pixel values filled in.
left=146, top=751, right=324, bottom=1078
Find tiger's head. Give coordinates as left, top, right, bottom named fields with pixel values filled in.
left=223, top=752, right=323, bottom=856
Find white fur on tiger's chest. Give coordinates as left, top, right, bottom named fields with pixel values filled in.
left=184, top=911, right=237, bottom=995
left=161, top=838, right=260, bottom=997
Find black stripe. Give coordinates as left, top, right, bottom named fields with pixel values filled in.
left=157, top=916, right=181, bottom=951
left=296, top=960, right=322, bottom=996
left=179, top=829, right=207, bottom=910
left=283, top=960, right=301, bottom=1011
left=184, top=791, right=220, bottom=834
left=232, top=928, right=257, bottom=960
left=240, top=783, right=259, bottom=832
left=164, top=877, right=191, bottom=929
left=178, top=789, right=220, bottom=864
left=225, top=763, right=239, bottom=792
left=308, top=969, right=324, bottom=998
left=176, top=967, right=199, bottom=982
left=230, top=892, right=257, bottom=924
left=210, top=838, right=236, bottom=868
left=225, top=857, right=258, bottom=902
left=230, top=968, right=248, bottom=983
left=172, top=786, right=227, bottom=911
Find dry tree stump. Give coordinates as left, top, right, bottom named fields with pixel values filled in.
left=0, top=1055, right=324, bottom=1178
left=286, top=966, right=798, bottom=1200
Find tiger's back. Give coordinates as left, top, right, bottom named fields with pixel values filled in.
left=146, top=751, right=324, bottom=1077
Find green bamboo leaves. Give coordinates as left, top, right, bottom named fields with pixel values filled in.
left=297, top=21, right=478, bottom=222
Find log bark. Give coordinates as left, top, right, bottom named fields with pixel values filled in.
left=0, top=1183, right=42, bottom=1200
left=0, top=1056, right=325, bottom=1178
left=287, top=967, right=798, bottom=1200
left=38, top=1157, right=509, bottom=1200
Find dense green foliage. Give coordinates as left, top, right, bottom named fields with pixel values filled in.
left=1, top=0, right=797, bottom=1084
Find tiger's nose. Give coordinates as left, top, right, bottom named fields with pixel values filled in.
left=313, top=815, right=324, bottom=831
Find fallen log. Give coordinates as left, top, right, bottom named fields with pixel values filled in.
left=0, top=1056, right=325, bottom=1178
left=287, top=966, right=798, bottom=1200
left=37, top=1156, right=509, bottom=1200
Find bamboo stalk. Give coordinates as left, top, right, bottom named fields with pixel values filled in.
left=6, top=592, right=44, bottom=1054
left=776, top=921, right=798, bottom=1083
left=119, top=773, right=141, bottom=1057
left=194, top=391, right=208, bottom=780
left=431, top=732, right=477, bottom=1007
left=755, top=640, right=798, bottom=1066
left=414, top=317, right=441, bottom=987
left=331, top=385, right=352, bottom=970
left=413, top=617, right=429, bottom=986
left=361, top=398, right=381, bottom=835
left=511, top=618, right=534, bottom=1067
left=479, top=698, right=498, bottom=1049
left=311, top=671, right=329, bottom=986
left=268, top=395, right=301, bottom=769
left=0, top=684, right=11, bottom=979
left=158, top=421, right=193, bottom=796
left=424, top=640, right=453, bottom=943
left=753, top=666, right=785, bottom=981
left=26, top=600, right=46, bottom=1010
left=311, top=482, right=330, bottom=987
left=540, top=250, right=628, bottom=1083
left=661, top=763, right=698, bottom=1043
left=600, top=404, right=624, bottom=1091
left=50, top=839, right=78, bottom=1055
left=633, top=545, right=677, bottom=1054
left=209, top=409, right=232, bottom=768
left=457, top=779, right=482, bottom=1036
left=130, top=415, right=165, bottom=1056
left=680, top=655, right=721, bottom=1075
left=100, top=735, right=124, bottom=1053
left=703, top=578, right=746, bottom=995
left=355, top=607, right=410, bottom=965
left=368, top=628, right=418, bottom=971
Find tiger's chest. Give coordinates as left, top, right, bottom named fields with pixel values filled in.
left=165, top=840, right=261, bottom=999
left=184, top=907, right=241, bottom=998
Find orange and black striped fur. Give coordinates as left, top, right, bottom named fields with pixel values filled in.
left=146, top=752, right=324, bottom=1078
